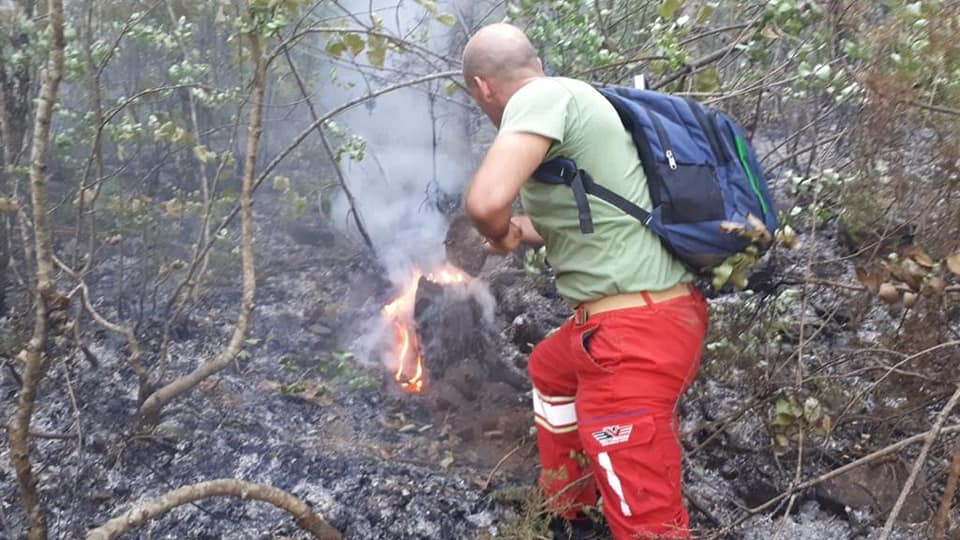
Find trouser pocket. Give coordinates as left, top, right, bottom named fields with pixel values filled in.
left=579, top=412, right=679, bottom=520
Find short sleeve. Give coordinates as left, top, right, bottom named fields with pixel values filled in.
left=498, top=78, right=573, bottom=144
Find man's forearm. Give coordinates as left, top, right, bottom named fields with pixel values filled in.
left=464, top=196, right=513, bottom=241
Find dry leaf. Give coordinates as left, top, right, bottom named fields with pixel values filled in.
left=746, top=214, right=774, bottom=244
left=924, top=277, right=947, bottom=297
left=903, top=245, right=936, bottom=268
left=947, top=253, right=960, bottom=276
left=720, top=221, right=747, bottom=234
left=0, top=197, right=20, bottom=213
left=878, top=282, right=900, bottom=304
left=903, top=292, right=918, bottom=308
left=855, top=267, right=881, bottom=294
left=899, top=259, right=926, bottom=291
left=775, top=225, right=797, bottom=249
left=259, top=380, right=282, bottom=392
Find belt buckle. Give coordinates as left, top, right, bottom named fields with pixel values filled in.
left=574, top=306, right=588, bottom=325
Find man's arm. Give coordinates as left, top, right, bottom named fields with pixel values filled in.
left=464, top=131, right=552, bottom=249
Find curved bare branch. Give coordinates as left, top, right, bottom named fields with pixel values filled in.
left=85, top=479, right=341, bottom=540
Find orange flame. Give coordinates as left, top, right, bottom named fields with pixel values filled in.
left=382, top=265, right=470, bottom=393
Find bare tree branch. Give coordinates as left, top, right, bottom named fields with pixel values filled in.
left=139, top=31, right=265, bottom=421
left=86, top=479, right=341, bottom=540
left=879, top=385, right=960, bottom=539
left=282, top=48, right=375, bottom=252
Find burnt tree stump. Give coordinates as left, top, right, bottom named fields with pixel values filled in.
left=413, top=277, right=527, bottom=394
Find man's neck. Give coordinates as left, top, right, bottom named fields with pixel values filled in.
left=501, top=74, right=544, bottom=104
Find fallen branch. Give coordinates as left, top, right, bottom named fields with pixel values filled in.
left=85, top=479, right=341, bottom=540
left=879, top=385, right=960, bottom=539
left=933, top=431, right=960, bottom=540
left=745, top=423, right=960, bottom=518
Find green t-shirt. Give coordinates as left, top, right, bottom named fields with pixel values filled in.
left=499, top=77, right=691, bottom=306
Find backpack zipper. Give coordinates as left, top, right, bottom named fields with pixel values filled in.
left=686, top=99, right=728, bottom=164
left=643, top=106, right=677, bottom=170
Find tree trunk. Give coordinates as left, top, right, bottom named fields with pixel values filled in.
left=0, top=0, right=36, bottom=315
left=7, top=0, right=65, bottom=538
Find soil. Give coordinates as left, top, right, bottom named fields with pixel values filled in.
left=0, top=207, right=955, bottom=539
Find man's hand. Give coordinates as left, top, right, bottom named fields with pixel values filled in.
left=483, top=220, right=523, bottom=254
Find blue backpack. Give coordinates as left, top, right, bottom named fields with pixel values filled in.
left=532, top=87, right=778, bottom=277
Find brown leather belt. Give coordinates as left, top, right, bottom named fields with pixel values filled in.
left=574, top=282, right=695, bottom=324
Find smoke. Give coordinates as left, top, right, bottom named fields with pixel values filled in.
left=312, top=1, right=510, bottom=377
left=316, top=1, right=476, bottom=286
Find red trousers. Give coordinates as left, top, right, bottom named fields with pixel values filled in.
left=529, top=290, right=708, bottom=539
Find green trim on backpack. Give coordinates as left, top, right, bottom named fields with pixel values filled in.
left=735, top=135, right=769, bottom=218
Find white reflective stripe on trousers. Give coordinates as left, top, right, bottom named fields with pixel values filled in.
left=597, top=451, right=632, bottom=517
left=532, top=389, right=577, bottom=428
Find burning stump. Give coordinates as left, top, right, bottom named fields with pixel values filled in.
left=414, top=277, right=493, bottom=382
left=380, top=266, right=527, bottom=395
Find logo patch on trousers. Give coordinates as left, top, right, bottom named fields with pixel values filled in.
left=592, top=424, right=632, bottom=446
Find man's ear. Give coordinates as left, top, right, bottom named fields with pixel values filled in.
left=475, top=76, right=495, bottom=101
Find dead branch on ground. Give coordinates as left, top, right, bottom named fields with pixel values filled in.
left=879, top=385, right=960, bottom=539
left=85, top=479, right=341, bottom=540
left=706, top=423, right=960, bottom=538
left=933, top=433, right=960, bottom=540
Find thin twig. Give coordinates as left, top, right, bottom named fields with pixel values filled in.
left=879, top=385, right=960, bottom=539
left=933, top=433, right=960, bottom=540
left=60, top=354, right=83, bottom=450
left=481, top=441, right=525, bottom=491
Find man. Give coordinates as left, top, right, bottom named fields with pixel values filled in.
left=461, top=24, right=709, bottom=539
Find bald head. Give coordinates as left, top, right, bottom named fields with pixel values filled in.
left=462, top=23, right=542, bottom=87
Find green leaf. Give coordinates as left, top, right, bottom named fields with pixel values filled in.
left=803, top=397, right=823, bottom=423
left=272, top=175, right=291, bottom=193
left=367, top=36, right=387, bottom=68
left=445, top=81, right=460, bottom=96
left=770, top=413, right=795, bottom=427
left=775, top=398, right=796, bottom=418
left=436, top=13, right=456, bottom=26
left=342, top=33, right=365, bottom=57
left=325, top=39, right=346, bottom=59
left=193, top=144, right=216, bottom=164
left=332, top=350, right=355, bottom=361
left=659, top=0, right=685, bottom=20
left=697, top=2, right=717, bottom=25
left=694, top=67, right=719, bottom=93
left=367, top=35, right=386, bottom=68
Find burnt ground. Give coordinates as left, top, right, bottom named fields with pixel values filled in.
left=0, top=209, right=956, bottom=539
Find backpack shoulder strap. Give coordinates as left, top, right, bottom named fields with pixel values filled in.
left=532, top=157, right=652, bottom=234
